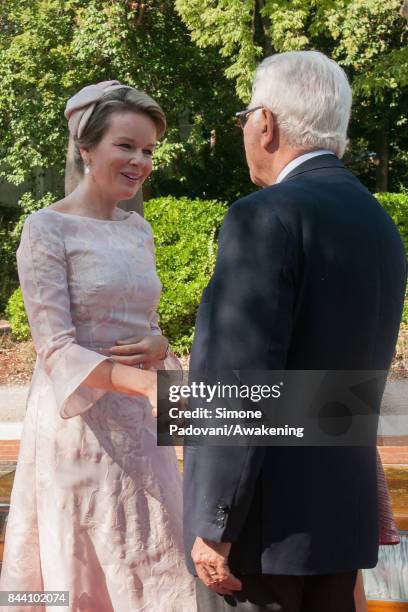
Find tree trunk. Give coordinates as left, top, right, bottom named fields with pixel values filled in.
left=252, top=0, right=274, bottom=56
left=375, top=128, right=389, bottom=193
left=64, top=134, right=144, bottom=215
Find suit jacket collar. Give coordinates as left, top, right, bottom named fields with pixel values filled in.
left=281, top=154, right=345, bottom=183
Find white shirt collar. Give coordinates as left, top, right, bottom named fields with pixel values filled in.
left=275, top=149, right=336, bottom=184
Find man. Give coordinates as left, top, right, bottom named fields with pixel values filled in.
left=183, top=51, right=407, bottom=611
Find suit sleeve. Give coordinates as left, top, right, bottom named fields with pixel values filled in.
left=190, top=199, right=296, bottom=542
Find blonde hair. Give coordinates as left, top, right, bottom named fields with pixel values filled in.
left=74, top=87, right=166, bottom=173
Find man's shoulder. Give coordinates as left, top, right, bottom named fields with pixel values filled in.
left=229, top=165, right=379, bottom=222
left=224, top=168, right=385, bottom=245
left=226, top=182, right=310, bottom=230
left=230, top=183, right=295, bottom=214
left=217, top=186, right=303, bottom=248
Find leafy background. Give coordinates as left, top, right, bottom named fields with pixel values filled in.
left=4, top=193, right=407, bottom=351
left=0, top=0, right=407, bottom=354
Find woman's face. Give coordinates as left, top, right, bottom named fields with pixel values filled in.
left=83, top=111, right=157, bottom=201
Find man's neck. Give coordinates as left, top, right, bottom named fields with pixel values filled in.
left=265, top=148, right=334, bottom=186
left=265, top=148, right=309, bottom=186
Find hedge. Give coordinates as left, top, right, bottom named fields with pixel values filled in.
left=376, top=192, right=408, bottom=254
left=5, top=192, right=408, bottom=345
left=376, top=193, right=408, bottom=328
left=5, top=286, right=30, bottom=340
left=145, top=196, right=227, bottom=353
left=0, top=192, right=55, bottom=314
left=0, top=206, right=20, bottom=313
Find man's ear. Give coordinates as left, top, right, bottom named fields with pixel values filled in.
left=260, top=108, right=274, bottom=151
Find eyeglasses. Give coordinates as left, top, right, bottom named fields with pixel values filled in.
left=235, top=105, right=263, bottom=129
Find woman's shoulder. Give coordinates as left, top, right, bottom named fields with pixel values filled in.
left=123, top=209, right=153, bottom=236
left=22, top=207, right=67, bottom=237
left=24, top=205, right=154, bottom=239
left=17, top=208, right=66, bottom=260
left=22, top=206, right=58, bottom=226
left=131, top=211, right=153, bottom=233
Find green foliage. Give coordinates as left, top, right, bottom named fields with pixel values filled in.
left=12, top=191, right=56, bottom=239
left=325, top=1, right=408, bottom=192
left=376, top=192, right=408, bottom=254
left=324, top=0, right=408, bottom=96
left=0, top=0, right=77, bottom=185
left=376, top=192, right=408, bottom=325
left=175, top=0, right=262, bottom=101
left=177, top=0, right=408, bottom=101
left=5, top=286, right=30, bottom=340
left=0, top=192, right=56, bottom=314
left=0, top=206, right=20, bottom=313
left=402, top=298, right=408, bottom=326
left=3, top=191, right=406, bottom=347
left=2, top=192, right=228, bottom=351
left=0, top=0, right=247, bottom=200
left=145, top=196, right=227, bottom=353
left=177, top=0, right=408, bottom=192
left=146, top=192, right=407, bottom=350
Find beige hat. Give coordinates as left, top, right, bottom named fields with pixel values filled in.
left=64, top=80, right=132, bottom=138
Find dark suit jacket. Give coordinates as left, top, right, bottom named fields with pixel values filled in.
left=183, top=154, right=407, bottom=576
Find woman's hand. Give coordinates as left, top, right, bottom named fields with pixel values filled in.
left=105, top=362, right=158, bottom=417
left=108, top=335, right=168, bottom=370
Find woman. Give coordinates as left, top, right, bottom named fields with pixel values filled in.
left=0, top=81, right=196, bottom=611
left=354, top=452, right=400, bottom=611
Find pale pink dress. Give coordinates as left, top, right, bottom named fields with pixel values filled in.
left=0, top=208, right=196, bottom=611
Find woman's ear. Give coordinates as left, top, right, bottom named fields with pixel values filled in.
left=79, top=147, right=90, bottom=167
left=79, top=147, right=92, bottom=175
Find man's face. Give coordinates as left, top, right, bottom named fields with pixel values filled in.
left=242, top=107, right=268, bottom=187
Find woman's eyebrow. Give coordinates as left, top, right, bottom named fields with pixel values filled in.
left=115, top=136, right=156, bottom=147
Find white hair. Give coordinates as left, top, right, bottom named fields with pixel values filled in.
left=251, top=51, right=352, bottom=157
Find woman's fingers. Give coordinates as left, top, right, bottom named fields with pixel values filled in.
left=110, top=336, right=168, bottom=362
left=109, top=354, right=152, bottom=368
left=109, top=343, right=146, bottom=356
left=116, top=336, right=143, bottom=345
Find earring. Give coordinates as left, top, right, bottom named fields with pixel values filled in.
left=84, top=164, right=90, bottom=175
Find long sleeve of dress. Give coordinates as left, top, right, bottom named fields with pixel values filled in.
left=17, top=213, right=111, bottom=419
left=144, top=220, right=162, bottom=336
left=149, top=310, right=162, bottom=335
